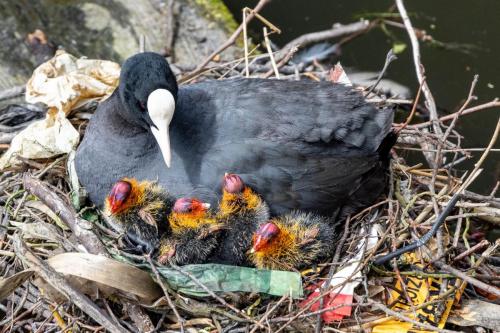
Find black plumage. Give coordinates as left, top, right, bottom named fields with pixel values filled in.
left=159, top=227, right=220, bottom=265
left=158, top=197, right=223, bottom=265
left=207, top=173, right=270, bottom=266
left=76, top=52, right=394, bottom=218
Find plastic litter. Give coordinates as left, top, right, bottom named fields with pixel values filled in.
left=372, top=253, right=465, bottom=333
left=0, top=51, right=119, bottom=169
left=157, top=263, right=304, bottom=298
left=301, top=223, right=380, bottom=322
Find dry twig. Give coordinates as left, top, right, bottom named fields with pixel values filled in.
left=395, top=0, right=442, bottom=137
left=13, top=235, right=128, bottom=333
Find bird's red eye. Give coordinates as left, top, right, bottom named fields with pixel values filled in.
left=139, top=101, right=146, bottom=110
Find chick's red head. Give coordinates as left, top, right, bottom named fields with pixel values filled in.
left=107, top=180, right=132, bottom=214
left=251, top=222, right=281, bottom=253
left=223, top=173, right=244, bottom=194
left=173, top=197, right=210, bottom=215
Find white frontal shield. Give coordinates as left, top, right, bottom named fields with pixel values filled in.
left=147, top=89, right=175, bottom=168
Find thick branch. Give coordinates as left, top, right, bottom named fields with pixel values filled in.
left=278, top=20, right=370, bottom=60
left=23, top=174, right=108, bottom=255
left=0, top=85, right=25, bottom=102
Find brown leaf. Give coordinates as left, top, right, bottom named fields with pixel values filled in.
left=0, top=270, right=34, bottom=301
left=42, top=253, right=162, bottom=304
left=449, top=299, right=500, bottom=330
left=11, top=220, right=63, bottom=243
left=196, top=223, right=227, bottom=240
left=300, top=226, right=319, bottom=246
left=138, top=209, right=158, bottom=231
left=24, top=200, right=70, bottom=230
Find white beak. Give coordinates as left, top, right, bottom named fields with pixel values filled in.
left=147, top=89, right=176, bottom=168
left=202, top=203, right=211, bottom=209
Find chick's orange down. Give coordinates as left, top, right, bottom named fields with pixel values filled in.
left=158, top=197, right=224, bottom=265
left=249, top=211, right=336, bottom=271
left=104, top=178, right=175, bottom=253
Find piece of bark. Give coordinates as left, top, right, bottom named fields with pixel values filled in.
left=0, top=85, right=25, bottom=102
left=448, top=299, right=500, bottom=331
left=124, top=302, right=156, bottom=333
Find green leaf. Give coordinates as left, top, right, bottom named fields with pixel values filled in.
left=82, top=209, right=99, bottom=223
left=157, top=264, right=303, bottom=299
left=392, top=42, right=407, bottom=54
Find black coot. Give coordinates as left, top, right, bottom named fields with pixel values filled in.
left=75, top=52, right=394, bottom=217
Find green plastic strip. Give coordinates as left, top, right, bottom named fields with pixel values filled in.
left=157, top=264, right=303, bottom=299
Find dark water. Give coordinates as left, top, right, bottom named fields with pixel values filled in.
left=224, top=0, right=500, bottom=194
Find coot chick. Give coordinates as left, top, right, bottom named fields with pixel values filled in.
left=158, top=197, right=223, bottom=265
left=76, top=52, right=395, bottom=217
left=249, top=212, right=336, bottom=271
left=160, top=174, right=269, bottom=266
left=210, top=173, right=270, bottom=266
left=104, top=178, right=175, bottom=253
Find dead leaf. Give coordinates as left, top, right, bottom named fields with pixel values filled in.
left=138, top=209, right=158, bottom=231
left=197, top=223, right=226, bottom=240
left=45, top=252, right=162, bottom=304
left=11, top=220, right=63, bottom=242
left=474, top=206, right=500, bottom=225
left=0, top=270, right=34, bottom=301
left=328, top=63, right=352, bottom=86
left=367, top=285, right=386, bottom=298
left=167, top=317, right=214, bottom=329
left=299, top=226, right=319, bottom=246
left=24, top=200, right=69, bottom=231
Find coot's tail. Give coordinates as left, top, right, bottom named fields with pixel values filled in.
left=334, top=129, right=398, bottom=222
left=377, top=130, right=398, bottom=162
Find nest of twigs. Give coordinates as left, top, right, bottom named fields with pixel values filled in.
left=2, top=3, right=500, bottom=333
